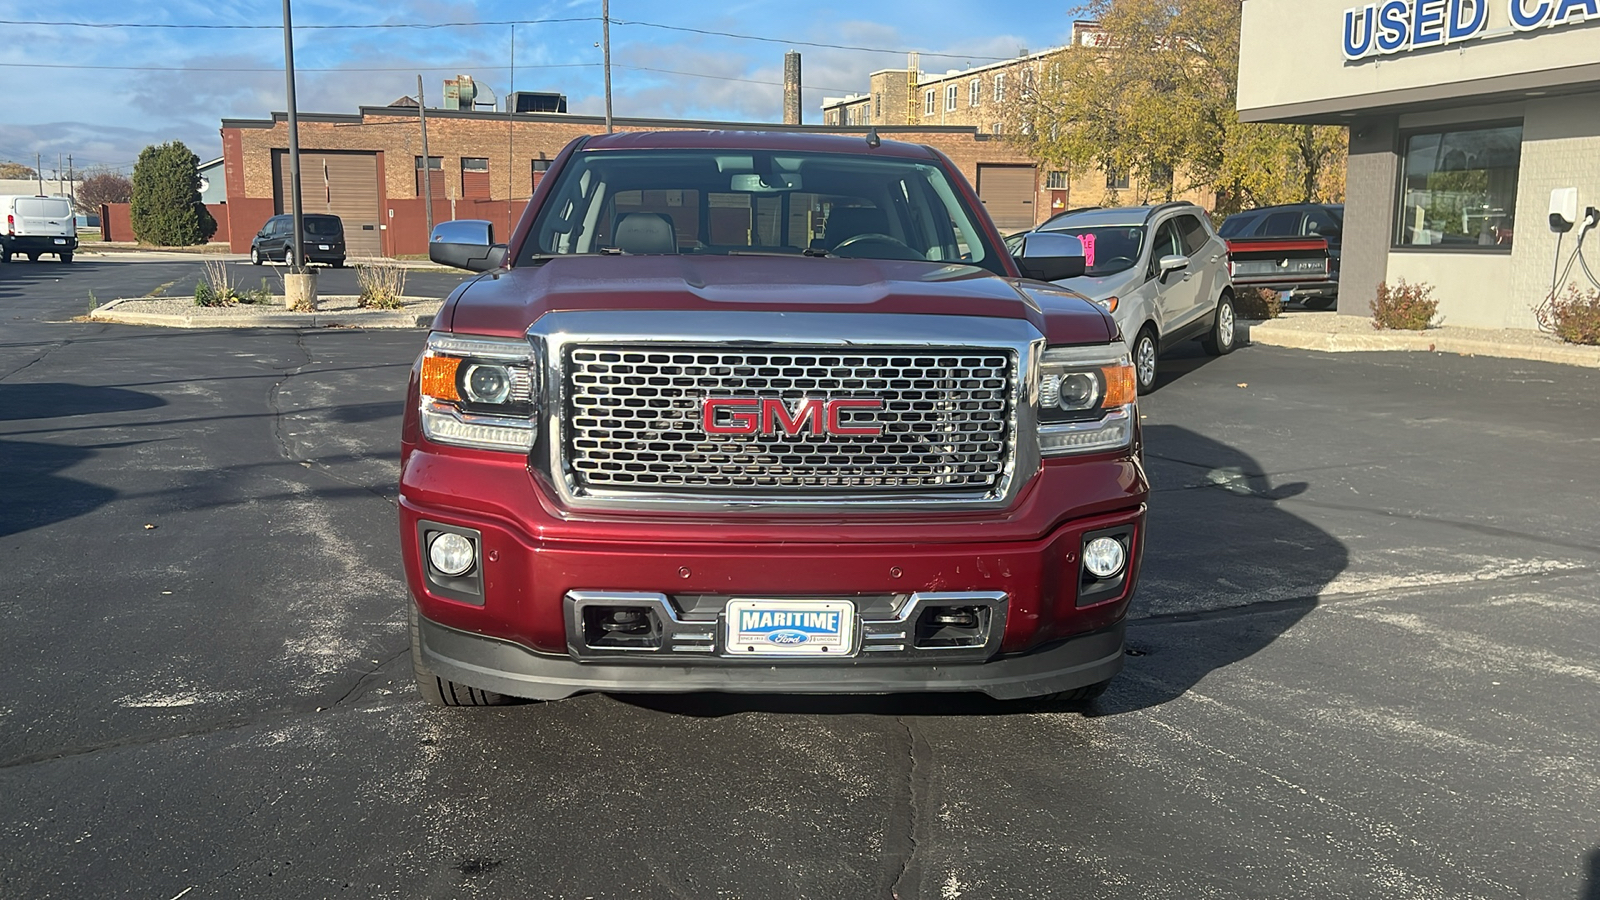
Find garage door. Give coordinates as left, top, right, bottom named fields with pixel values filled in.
left=274, top=151, right=382, bottom=257
left=977, top=165, right=1037, bottom=233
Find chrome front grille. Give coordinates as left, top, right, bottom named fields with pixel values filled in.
left=564, top=345, right=1017, bottom=495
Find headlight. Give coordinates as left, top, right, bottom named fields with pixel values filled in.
left=1036, top=344, right=1136, bottom=457
left=418, top=332, right=538, bottom=452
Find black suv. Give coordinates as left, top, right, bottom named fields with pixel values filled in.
left=249, top=214, right=346, bottom=267
left=1219, top=204, right=1342, bottom=309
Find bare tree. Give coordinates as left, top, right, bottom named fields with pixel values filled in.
left=76, top=170, right=133, bottom=217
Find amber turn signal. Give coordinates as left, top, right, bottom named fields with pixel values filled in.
left=420, top=356, right=462, bottom=401
left=1101, top=364, right=1136, bottom=408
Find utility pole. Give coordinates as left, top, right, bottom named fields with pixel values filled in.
left=66, top=155, right=75, bottom=213
left=602, top=0, right=613, bottom=133
left=58, top=153, right=64, bottom=196
left=283, top=0, right=306, bottom=271
left=418, top=74, right=434, bottom=235
left=35, top=153, right=43, bottom=195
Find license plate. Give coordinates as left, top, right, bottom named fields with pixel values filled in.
left=725, top=599, right=855, bottom=656
left=54, top=238, right=67, bottom=245
left=318, top=244, right=330, bottom=250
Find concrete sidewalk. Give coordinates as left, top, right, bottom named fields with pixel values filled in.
left=1241, top=311, right=1600, bottom=368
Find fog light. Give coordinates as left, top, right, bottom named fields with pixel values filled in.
left=428, top=532, right=475, bottom=576
left=1083, top=536, right=1126, bottom=578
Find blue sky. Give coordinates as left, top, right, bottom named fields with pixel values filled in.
left=0, top=1, right=1088, bottom=175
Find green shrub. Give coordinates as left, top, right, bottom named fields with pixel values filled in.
left=241, top=277, right=275, bottom=305
left=1233, top=288, right=1283, bottom=320
left=130, top=141, right=216, bottom=246
left=1536, top=283, right=1600, bottom=345
left=1371, top=279, right=1438, bottom=330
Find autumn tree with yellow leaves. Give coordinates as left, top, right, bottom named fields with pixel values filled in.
left=1006, top=0, right=1346, bottom=214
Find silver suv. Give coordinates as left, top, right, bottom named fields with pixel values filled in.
left=1032, top=203, right=1237, bottom=393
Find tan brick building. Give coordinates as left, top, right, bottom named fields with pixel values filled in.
left=217, top=107, right=1049, bottom=255
left=821, top=21, right=1211, bottom=217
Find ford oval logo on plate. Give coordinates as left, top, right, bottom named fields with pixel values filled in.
left=767, top=630, right=809, bottom=645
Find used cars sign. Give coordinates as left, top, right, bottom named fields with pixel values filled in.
left=1342, top=0, right=1598, bottom=60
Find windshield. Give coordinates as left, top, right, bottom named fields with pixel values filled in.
left=1218, top=215, right=1256, bottom=238
left=524, top=148, right=1001, bottom=273
left=1040, top=225, right=1146, bottom=277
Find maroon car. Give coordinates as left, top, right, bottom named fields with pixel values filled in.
left=401, top=130, right=1147, bottom=706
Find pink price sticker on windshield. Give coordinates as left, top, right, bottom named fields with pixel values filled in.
left=1079, top=233, right=1096, bottom=268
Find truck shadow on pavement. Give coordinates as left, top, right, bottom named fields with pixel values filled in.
left=622, top=424, right=1347, bottom=719
left=0, top=382, right=166, bottom=538
left=1584, top=849, right=1600, bottom=900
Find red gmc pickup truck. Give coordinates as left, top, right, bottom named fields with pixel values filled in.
left=401, top=130, right=1148, bottom=707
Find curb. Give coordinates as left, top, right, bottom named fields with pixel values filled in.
left=1238, top=320, right=1600, bottom=369
left=88, top=298, right=431, bottom=330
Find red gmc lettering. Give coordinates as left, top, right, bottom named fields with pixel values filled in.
left=702, top=397, right=761, bottom=434
left=701, top=397, right=884, bottom=436
left=762, top=398, right=823, bottom=435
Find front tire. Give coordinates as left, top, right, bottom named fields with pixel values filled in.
left=60, top=252, right=73, bottom=264
left=250, top=247, right=262, bottom=266
left=1202, top=292, right=1237, bottom=356
left=410, top=605, right=516, bottom=707
left=1132, top=327, right=1159, bottom=395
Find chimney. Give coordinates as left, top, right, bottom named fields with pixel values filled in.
left=783, top=51, right=802, bottom=125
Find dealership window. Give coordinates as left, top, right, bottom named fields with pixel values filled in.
left=1397, top=123, right=1521, bottom=249
left=993, top=73, right=1005, bottom=103
left=970, top=78, right=981, bottom=107
left=925, top=89, right=936, bottom=116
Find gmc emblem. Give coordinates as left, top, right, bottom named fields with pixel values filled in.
left=702, top=397, right=884, bottom=437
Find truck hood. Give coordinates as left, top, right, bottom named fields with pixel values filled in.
left=442, top=255, right=1116, bottom=345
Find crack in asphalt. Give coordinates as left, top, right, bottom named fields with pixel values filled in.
left=267, top=330, right=313, bottom=463
left=888, top=716, right=927, bottom=900
left=329, top=646, right=410, bottom=708
left=0, top=337, right=74, bottom=382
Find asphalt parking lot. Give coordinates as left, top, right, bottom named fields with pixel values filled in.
left=3, top=256, right=1598, bottom=899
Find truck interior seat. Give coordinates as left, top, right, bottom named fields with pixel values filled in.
left=613, top=212, right=678, bottom=254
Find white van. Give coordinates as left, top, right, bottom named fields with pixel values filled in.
left=0, top=195, right=77, bottom=263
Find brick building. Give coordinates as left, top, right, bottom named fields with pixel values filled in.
left=216, top=106, right=1049, bottom=255
left=820, top=21, right=1210, bottom=218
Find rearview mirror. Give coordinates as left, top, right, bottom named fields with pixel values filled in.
left=429, top=220, right=506, bottom=272
left=1013, top=232, right=1087, bottom=281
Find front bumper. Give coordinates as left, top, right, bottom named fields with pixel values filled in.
left=416, top=610, right=1125, bottom=701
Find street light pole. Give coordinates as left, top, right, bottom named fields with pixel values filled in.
left=283, top=0, right=305, bottom=271
left=602, top=0, right=613, bottom=134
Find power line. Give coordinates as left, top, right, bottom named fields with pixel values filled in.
left=0, top=61, right=598, bottom=73
left=0, top=16, right=597, bottom=30
left=613, top=20, right=1011, bottom=60
left=0, top=15, right=1013, bottom=61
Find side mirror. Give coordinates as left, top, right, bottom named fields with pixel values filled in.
left=1013, top=232, right=1087, bottom=281
left=1158, top=254, right=1189, bottom=276
left=429, top=219, right=506, bottom=272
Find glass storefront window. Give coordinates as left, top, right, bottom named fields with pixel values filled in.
left=1396, top=123, right=1521, bottom=249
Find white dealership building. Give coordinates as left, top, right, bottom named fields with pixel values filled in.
left=1237, top=0, right=1600, bottom=329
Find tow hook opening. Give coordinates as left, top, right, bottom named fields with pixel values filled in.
left=582, top=605, right=664, bottom=650
left=914, top=604, right=990, bottom=649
